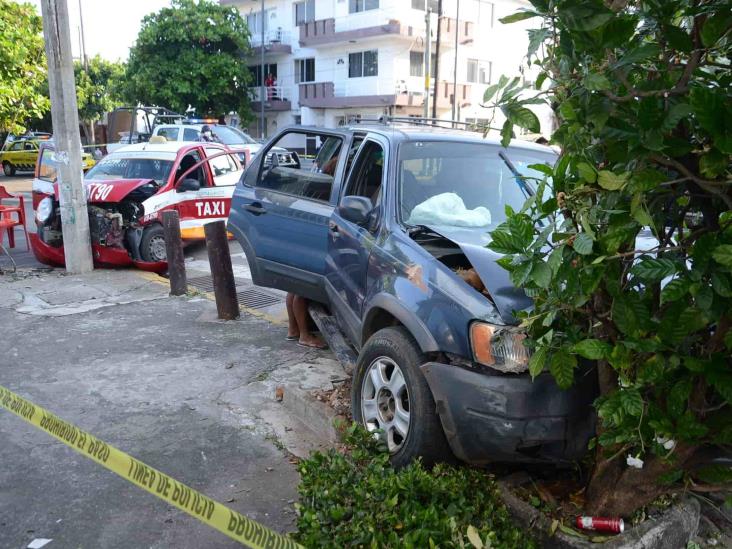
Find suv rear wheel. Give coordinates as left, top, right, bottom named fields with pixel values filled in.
left=352, top=326, right=452, bottom=467
left=3, top=162, right=16, bottom=176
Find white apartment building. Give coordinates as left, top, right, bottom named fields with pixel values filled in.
left=220, top=0, right=547, bottom=138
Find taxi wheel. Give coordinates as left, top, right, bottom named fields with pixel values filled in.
left=3, top=162, right=16, bottom=176
left=140, top=225, right=167, bottom=262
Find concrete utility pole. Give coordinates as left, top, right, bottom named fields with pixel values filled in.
left=78, top=0, right=95, bottom=146
left=451, top=0, right=460, bottom=124
left=423, top=8, right=432, bottom=119
left=41, top=0, right=94, bottom=274
left=431, top=0, right=443, bottom=119
left=260, top=0, right=265, bottom=139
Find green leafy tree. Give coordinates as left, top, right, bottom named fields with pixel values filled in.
left=75, top=56, right=126, bottom=144
left=0, top=0, right=50, bottom=135
left=488, top=0, right=731, bottom=516
left=124, top=0, right=252, bottom=119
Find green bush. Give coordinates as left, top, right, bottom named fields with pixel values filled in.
left=294, top=425, right=535, bottom=549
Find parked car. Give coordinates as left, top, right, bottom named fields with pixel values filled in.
left=228, top=123, right=598, bottom=467
left=152, top=121, right=262, bottom=162
left=1, top=136, right=95, bottom=176
left=31, top=139, right=246, bottom=270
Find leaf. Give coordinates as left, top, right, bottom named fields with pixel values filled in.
left=667, top=378, right=692, bottom=417
left=612, top=296, right=649, bottom=336
left=613, top=44, right=661, bottom=68
left=711, top=272, right=732, bottom=298
left=510, top=260, right=534, bottom=287
left=483, top=83, right=501, bottom=103
left=500, top=119, right=513, bottom=147
left=466, top=525, right=483, bottom=549
left=577, top=162, right=597, bottom=183
left=700, top=149, right=727, bottom=179
left=488, top=229, right=524, bottom=254
left=499, top=10, right=540, bottom=24
left=701, top=13, right=732, bottom=47
left=584, top=72, right=611, bottom=91
left=712, top=245, right=732, bottom=268
left=550, top=349, right=577, bottom=389
left=559, top=102, right=576, bottom=121
left=527, top=28, right=550, bottom=58
left=572, top=233, right=594, bottom=255
left=572, top=339, right=611, bottom=360
left=620, top=389, right=644, bottom=417
left=597, top=170, right=628, bottom=191
left=631, top=258, right=677, bottom=282
left=696, top=465, right=732, bottom=484
left=529, top=346, right=548, bottom=379
left=662, top=103, right=692, bottom=130
left=530, top=261, right=552, bottom=288
left=501, top=104, right=541, bottom=133
left=661, top=278, right=689, bottom=304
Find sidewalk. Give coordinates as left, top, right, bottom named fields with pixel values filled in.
left=0, top=174, right=33, bottom=193
left=0, top=267, right=346, bottom=548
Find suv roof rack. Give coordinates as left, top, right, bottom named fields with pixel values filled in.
left=347, top=115, right=502, bottom=133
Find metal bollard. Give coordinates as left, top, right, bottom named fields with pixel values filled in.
left=162, top=210, right=187, bottom=296
left=204, top=220, right=240, bottom=320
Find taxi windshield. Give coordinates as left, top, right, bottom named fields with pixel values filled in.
left=86, top=155, right=174, bottom=184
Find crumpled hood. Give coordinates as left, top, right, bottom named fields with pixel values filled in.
left=81, top=178, right=155, bottom=203
left=426, top=224, right=532, bottom=324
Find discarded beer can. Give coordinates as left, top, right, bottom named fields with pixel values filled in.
left=575, top=516, right=624, bottom=534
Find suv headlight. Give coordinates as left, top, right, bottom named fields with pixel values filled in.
left=470, top=322, right=530, bottom=373
left=36, top=197, right=53, bottom=223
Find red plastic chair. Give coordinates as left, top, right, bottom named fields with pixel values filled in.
left=0, top=185, right=30, bottom=250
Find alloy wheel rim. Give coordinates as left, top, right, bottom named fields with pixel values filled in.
left=361, top=356, right=410, bottom=453
left=149, top=235, right=167, bottom=262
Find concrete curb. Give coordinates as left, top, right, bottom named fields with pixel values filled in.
left=498, top=481, right=700, bottom=548
left=280, top=383, right=342, bottom=445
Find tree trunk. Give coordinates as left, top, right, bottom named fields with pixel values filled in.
left=585, top=445, right=696, bottom=516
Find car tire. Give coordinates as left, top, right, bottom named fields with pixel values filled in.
left=139, top=224, right=167, bottom=262
left=352, top=326, right=453, bottom=468
left=3, top=162, right=16, bottom=176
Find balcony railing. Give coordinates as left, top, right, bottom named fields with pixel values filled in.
left=250, top=29, right=291, bottom=47
left=250, top=86, right=291, bottom=111
left=299, top=17, right=406, bottom=47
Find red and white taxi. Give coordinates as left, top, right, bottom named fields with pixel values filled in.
left=31, top=139, right=248, bottom=271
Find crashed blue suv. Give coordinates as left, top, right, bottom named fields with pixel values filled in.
left=227, top=121, right=597, bottom=467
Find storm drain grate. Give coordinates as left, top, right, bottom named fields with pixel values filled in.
left=235, top=287, right=283, bottom=309
left=187, top=276, right=284, bottom=310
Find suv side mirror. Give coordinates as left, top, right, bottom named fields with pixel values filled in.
left=177, top=178, right=201, bottom=192
left=338, top=195, right=373, bottom=225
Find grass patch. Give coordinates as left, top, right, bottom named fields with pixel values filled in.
left=294, top=425, right=535, bottom=548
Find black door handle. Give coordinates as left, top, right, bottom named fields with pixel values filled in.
left=329, top=221, right=340, bottom=236
left=244, top=202, right=266, bottom=215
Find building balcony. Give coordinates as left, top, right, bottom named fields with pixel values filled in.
left=250, top=86, right=291, bottom=112
left=298, top=18, right=413, bottom=47
left=250, top=29, right=292, bottom=56
left=298, top=81, right=470, bottom=109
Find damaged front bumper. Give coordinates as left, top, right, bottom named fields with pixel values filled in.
left=421, top=361, right=597, bottom=464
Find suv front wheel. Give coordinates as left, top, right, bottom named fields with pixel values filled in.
left=352, top=326, right=452, bottom=468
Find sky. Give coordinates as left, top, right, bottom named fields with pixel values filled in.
left=22, top=0, right=172, bottom=62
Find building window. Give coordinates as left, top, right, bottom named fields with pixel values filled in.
left=409, top=51, right=436, bottom=78
left=246, top=9, right=273, bottom=34
left=467, top=59, right=491, bottom=84
left=349, top=50, right=378, bottom=78
left=295, top=58, right=315, bottom=83
left=293, top=0, right=315, bottom=25
left=478, top=1, right=495, bottom=28
left=349, top=0, right=379, bottom=14
left=249, top=63, right=277, bottom=87
left=411, top=0, right=439, bottom=10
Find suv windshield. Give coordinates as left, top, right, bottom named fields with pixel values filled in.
left=86, top=155, right=174, bottom=184
left=213, top=126, right=257, bottom=145
left=399, top=141, right=555, bottom=229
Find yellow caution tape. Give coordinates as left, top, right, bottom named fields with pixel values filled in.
left=0, top=384, right=302, bottom=549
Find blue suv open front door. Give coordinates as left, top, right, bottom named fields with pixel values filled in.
left=228, top=127, right=351, bottom=303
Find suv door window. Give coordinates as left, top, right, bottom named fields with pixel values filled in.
left=257, top=131, right=343, bottom=202
left=343, top=140, right=384, bottom=206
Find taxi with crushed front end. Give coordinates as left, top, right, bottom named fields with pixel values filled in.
left=30, top=138, right=247, bottom=271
